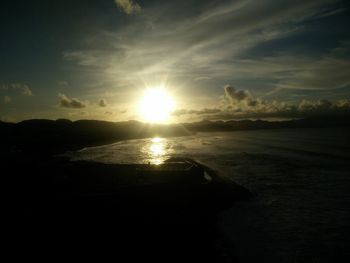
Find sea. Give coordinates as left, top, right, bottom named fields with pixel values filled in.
left=66, top=127, right=350, bottom=262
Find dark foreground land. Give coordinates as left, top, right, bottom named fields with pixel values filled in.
left=3, top=154, right=251, bottom=262
left=2, top=117, right=349, bottom=261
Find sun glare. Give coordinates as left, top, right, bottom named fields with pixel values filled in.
left=139, top=88, right=175, bottom=123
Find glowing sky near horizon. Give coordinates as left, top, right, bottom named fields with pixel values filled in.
left=1, top=0, right=350, bottom=122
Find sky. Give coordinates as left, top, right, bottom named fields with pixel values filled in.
left=1, top=0, right=350, bottom=122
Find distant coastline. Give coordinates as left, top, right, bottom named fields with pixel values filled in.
left=1, top=116, right=349, bottom=156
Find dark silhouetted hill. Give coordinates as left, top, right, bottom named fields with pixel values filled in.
left=183, top=116, right=350, bottom=132
left=0, top=116, right=349, bottom=155
left=0, top=119, right=190, bottom=155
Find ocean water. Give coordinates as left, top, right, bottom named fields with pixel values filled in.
left=67, top=127, right=350, bottom=262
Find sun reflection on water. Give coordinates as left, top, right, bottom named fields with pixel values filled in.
left=142, top=137, right=171, bottom=165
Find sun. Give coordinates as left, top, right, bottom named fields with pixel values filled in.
left=138, top=88, right=175, bottom=123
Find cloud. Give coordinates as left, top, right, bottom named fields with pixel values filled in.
left=224, top=85, right=251, bottom=102
left=22, top=85, right=33, bottom=96
left=62, top=48, right=127, bottom=72
left=175, top=85, right=350, bottom=120
left=98, top=98, right=108, bottom=107
left=3, top=96, right=12, bottom=103
left=58, top=93, right=86, bottom=109
left=296, top=99, right=350, bottom=116
left=312, top=7, right=346, bottom=19
left=173, top=108, right=221, bottom=116
left=62, top=0, right=349, bottom=108
left=222, top=83, right=350, bottom=118
left=223, top=85, right=266, bottom=111
left=172, top=109, right=188, bottom=117
left=270, top=43, right=350, bottom=90
left=194, top=76, right=211, bottom=81
left=0, top=83, right=33, bottom=96
left=115, top=0, right=141, bottom=15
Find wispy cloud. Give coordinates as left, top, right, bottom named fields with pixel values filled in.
left=64, top=1, right=344, bottom=80
left=115, top=0, right=141, bottom=15
left=22, top=85, right=33, bottom=96
left=0, top=83, right=33, bottom=96
left=62, top=0, right=348, bottom=116
left=58, top=93, right=87, bottom=109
